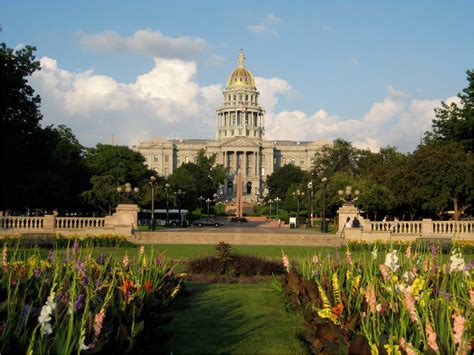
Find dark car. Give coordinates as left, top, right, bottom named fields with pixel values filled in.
left=192, top=218, right=224, bottom=227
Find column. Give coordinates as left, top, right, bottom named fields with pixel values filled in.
left=244, top=151, right=248, bottom=176
left=254, top=152, right=257, bottom=176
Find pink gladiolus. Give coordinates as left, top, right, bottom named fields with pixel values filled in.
left=282, top=254, right=290, bottom=273
left=139, top=245, right=145, bottom=256
left=93, top=308, right=106, bottom=338
left=312, top=255, right=319, bottom=264
left=122, top=254, right=129, bottom=267
left=365, top=285, right=376, bottom=313
left=469, top=290, right=474, bottom=308
left=404, top=291, right=419, bottom=323
left=2, top=246, right=7, bottom=271
left=378, top=264, right=390, bottom=281
left=452, top=314, right=465, bottom=345
left=406, top=245, right=412, bottom=258
left=426, top=321, right=439, bottom=352
left=399, top=337, right=416, bottom=355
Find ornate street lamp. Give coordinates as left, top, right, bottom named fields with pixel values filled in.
left=338, top=185, right=360, bottom=205
left=198, top=195, right=205, bottom=211
left=164, top=183, right=170, bottom=226
left=174, top=189, right=186, bottom=227
left=274, top=197, right=281, bottom=220
left=292, top=189, right=305, bottom=228
left=206, top=198, right=211, bottom=216
left=116, top=183, right=139, bottom=204
left=268, top=199, right=273, bottom=220
left=321, top=177, right=327, bottom=233
left=149, top=176, right=157, bottom=230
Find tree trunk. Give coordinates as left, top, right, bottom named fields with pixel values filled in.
left=453, top=194, right=459, bottom=221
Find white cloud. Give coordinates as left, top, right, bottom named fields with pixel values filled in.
left=30, top=55, right=455, bottom=153
left=248, top=13, right=282, bottom=36
left=80, top=29, right=206, bottom=59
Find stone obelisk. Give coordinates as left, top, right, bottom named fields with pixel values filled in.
left=236, top=166, right=243, bottom=218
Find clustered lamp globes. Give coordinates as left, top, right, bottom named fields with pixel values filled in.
left=116, top=183, right=139, bottom=194
left=338, top=185, right=359, bottom=203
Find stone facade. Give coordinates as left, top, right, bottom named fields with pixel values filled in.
left=133, top=50, right=330, bottom=202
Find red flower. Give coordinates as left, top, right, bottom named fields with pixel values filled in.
left=144, top=280, right=153, bottom=293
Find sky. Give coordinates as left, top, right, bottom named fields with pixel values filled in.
left=2, top=0, right=473, bottom=152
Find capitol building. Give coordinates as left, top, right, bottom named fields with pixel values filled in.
left=133, top=50, right=329, bottom=202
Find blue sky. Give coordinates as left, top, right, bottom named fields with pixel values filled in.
left=2, top=0, right=473, bottom=151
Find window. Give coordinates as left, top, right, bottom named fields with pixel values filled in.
left=165, top=155, right=169, bottom=163
left=153, top=155, right=158, bottom=163
left=245, top=94, right=248, bottom=101
left=185, top=156, right=189, bottom=163
left=254, top=115, right=257, bottom=126
left=282, top=157, right=286, bottom=165
left=164, top=168, right=169, bottom=176
left=300, top=158, right=304, bottom=166
left=291, top=158, right=295, bottom=165
left=177, top=156, right=180, bottom=165
left=261, top=167, right=265, bottom=176
left=233, top=94, right=236, bottom=100
left=245, top=118, right=249, bottom=126
left=239, top=94, right=242, bottom=100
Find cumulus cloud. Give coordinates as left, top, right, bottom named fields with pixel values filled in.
left=248, top=13, right=282, bottom=36
left=30, top=55, right=455, bottom=153
left=80, top=29, right=206, bottom=59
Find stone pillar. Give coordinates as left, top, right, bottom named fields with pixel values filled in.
left=254, top=152, right=257, bottom=176
left=422, top=219, right=433, bottom=237
left=111, top=204, right=138, bottom=228
left=43, top=215, right=55, bottom=233
left=337, top=203, right=359, bottom=232
left=244, top=151, right=248, bottom=176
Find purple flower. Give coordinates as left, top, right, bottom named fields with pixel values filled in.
left=21, top=304, right=31, bottom=319
left=65, top=248, right=71, bottom=262
left=96, top=254, right=106, bottom=265
left=76, top=259, right=86, bottom=274
left=313, top=270, right=320, bottom=277
left=48, top=249, right=55, bottom=263
left=430, top=244, right=437, bottom=258
left=437, top=290, right=451, bottom=300
left=155, top=256, right=163, bottom=265
left=34, top=268, right=41, bottom=278
left=95, top=278, right=102, bottom=289
left=73, top=239, right=79, bottom=255
left=465, top=259, right=474, bottom=271
left=81, top=275, right=89, bottom=286
left=335, top=250, right=340, bottom=263
left=74, top=294, right=85, bottom=312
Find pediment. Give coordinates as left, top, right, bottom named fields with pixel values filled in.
left=221, top=137, right=260, bottom=148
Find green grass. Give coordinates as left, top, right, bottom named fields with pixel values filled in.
left=162, top=283, right=306, bottom=354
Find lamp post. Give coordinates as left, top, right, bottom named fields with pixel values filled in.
left=275, top=197, right=281, bottom=220
left=338, top=185, right=360, bottom=205
left=206, top=198, right=211, bottom=216
left=174, top=189, right=186, bottom=227
left=164, top=183, right=170, bottom=226
left=149, top=176, right=157, bottom=230
left=292, top=190, right=305, bottom=228
left=268, top=199, right=273, bottom=220
left=321, top=177, right=327, bottom=233
left=308, top=180, right=314, bottom=226
left=198, top=195, right=205, bottom=212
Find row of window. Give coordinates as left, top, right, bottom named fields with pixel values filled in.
left=152, top=155, right=196, bottom=165
left=225, top=93, right=257, bottom=103
left=219, top=129, right=260, bottom=137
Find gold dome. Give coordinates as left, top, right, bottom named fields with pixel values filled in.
left=226, top=49, right=256, bottom=89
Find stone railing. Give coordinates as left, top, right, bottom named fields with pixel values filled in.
left=0, top=204, right=138, bottom=237
left=338, top=203, right=474, bottom=242
left=0, top=216, right=44, bottom=230
left=55, top=217, right=106, bottom=229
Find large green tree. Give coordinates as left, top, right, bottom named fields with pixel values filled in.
left=425, top=69, right=474, bottom=153
left=1, top=43, right=88, bottom=211
left=265, top=164, right=307, bottom=201
left=311, top=139, right=362, bottom=179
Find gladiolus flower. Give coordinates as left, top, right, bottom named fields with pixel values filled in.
left=345, top=250, right=353, bottom=265
left=144, top=280, right=153, bottom=293
left=93, top=308, right=106, bottom=338
left=399, top=337, right=416, bottom=355
left=469, top=289, right=474, bottom=308
left=425, top=321, right=439, bottom=352
left=384, top=250, right=400, bottom=272
left=449, top=252, right=465, bottom=273
left=282, top=254, right=290, bottom=273
left=378, top=264, right=390, bottom=281
left=405, top=244, right=412, bottom=258
left=139, top=245, right=145, bottom=256
left=452, top=313, right=465, bottom=346
left=332, top=303, right=344, bottom=317
left=365, top=285, right=376, bottom=313
left=122, top=253, right=129, bottom=267
left=312, top=255, right=319, bottom=264
left=2, top=246, right=7, bottom=271
left=371, top=247, right=378, bottom=260
left=38, top=290, right=56, bottom=335
left=404, top=291, right=419, bottom=323
left=376, top=304, right=383, bottom=313
left=48, top=249, right=55, bottom=263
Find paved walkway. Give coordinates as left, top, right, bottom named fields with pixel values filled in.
left=132, top=224, right=342, bottom=247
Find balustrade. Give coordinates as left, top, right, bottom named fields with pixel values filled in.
left=432, top=221, right=473, bottom=235
left=55, top=217, right=106, bottom=229
left=0, top=216, right=44, bottom=230
left=369, top=221, right=422, bottom=234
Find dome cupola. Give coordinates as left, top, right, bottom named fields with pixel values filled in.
left=226, top=49, right=256, bottom=89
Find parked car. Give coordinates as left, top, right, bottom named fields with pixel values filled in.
left=192, top=218, right=224, bottom=227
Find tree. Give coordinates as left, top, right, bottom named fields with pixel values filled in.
left=425, top=69, right=474, bottom=153
left=266, top=164, right=307, bottom=201
left=81, top=175, right=121, bottom=215
left=389, top=143, right=473, bottom=220
left=311, top=139, right=361, bottom=179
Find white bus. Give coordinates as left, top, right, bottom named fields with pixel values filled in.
left=139, top=209, right=189, bottom=227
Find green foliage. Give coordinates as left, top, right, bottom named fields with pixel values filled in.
left=425, top=69, right=474, bottom=153
left=266, top=164, right=307, bottom=200
left=0, top=235, right=134, bottom=248
left=311, top=138, right=361, bottom=178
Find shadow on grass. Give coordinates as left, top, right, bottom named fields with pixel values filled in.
left=160, top=283, right=275, bottom=354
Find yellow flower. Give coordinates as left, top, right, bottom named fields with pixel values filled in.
left=411, top=277, right=424, bottom=297
left=370, top=343, right=379, bottom=355
left=384, top=344, right=401, bottom=355
left=171, top=285, right=181, bottom=298
left=177, top=272, right=187, bottom=278
left=392, top=275, right=399, bottom=283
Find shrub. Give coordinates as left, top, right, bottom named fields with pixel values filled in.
left=0, top=234, right=135, bottom=249
left=230, top=217, right=248, bottom=223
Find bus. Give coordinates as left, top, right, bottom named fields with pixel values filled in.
left=138, top=209, right=189, bottom=227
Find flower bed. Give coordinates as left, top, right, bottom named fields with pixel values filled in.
left=0, top=241, right=184, bottom=354
left=279, top=243, right=473, bottom=354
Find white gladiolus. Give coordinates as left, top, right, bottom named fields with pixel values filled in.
left=371, top=247, right=378, bottom=260
left=38, top=290, right=56, bottom=335
left=384, top=250, right=400, bottom=272
left=449, top=252, right=465, bottom=273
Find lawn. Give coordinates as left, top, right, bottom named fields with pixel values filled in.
left=162, top=282, right=307, bottom=354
